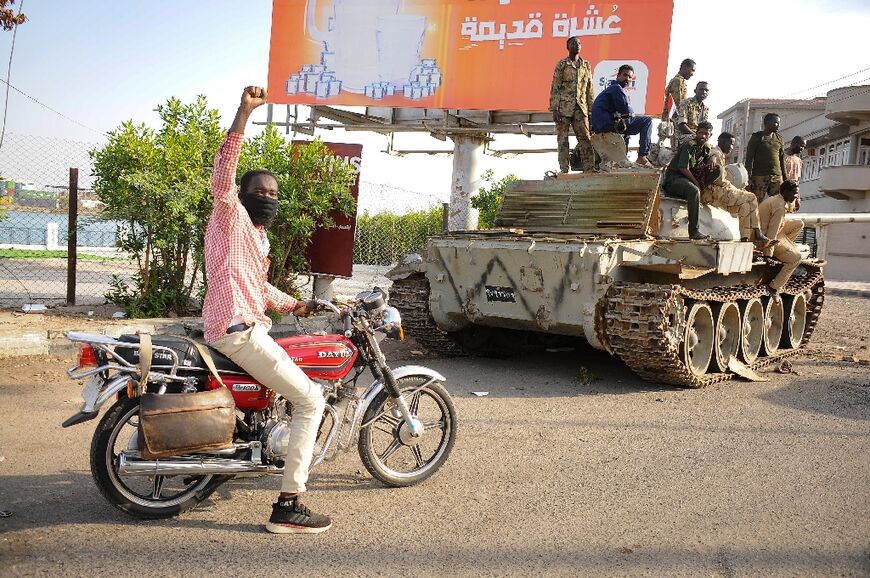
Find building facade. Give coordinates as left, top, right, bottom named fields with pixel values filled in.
left=718, top=86, right=870, bottom=281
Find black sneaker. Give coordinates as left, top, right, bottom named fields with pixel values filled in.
left=265, top=497, right=332, bottom=534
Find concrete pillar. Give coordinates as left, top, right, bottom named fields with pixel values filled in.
left=46, top=222, right=59, bottom=250
left=448, top=134, right=486, bottom=231
left=847, top=134, right=860, bottom=165
left=312, top=275, right=335, bottom=302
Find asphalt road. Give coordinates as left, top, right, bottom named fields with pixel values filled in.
left=1, top=331, right=868, bottom=577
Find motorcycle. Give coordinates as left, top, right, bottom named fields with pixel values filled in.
left=61, top=289, right=457, bottom=519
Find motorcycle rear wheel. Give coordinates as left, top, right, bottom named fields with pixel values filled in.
left=358, top=378, right=456, bottom=487
left=90, top=396, right=229, bottom=519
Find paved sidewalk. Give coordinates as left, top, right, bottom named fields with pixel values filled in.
left=825, top=280, right=870, bottom=298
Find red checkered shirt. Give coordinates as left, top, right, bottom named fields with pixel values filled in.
left=202, top=131, right=297, bottom=343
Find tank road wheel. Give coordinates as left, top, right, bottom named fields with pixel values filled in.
left=762, top=297, right=784, bottom=356
left=681, top=302, right=715, bottom=377
left=781, top=293, right=807, bottom=350
left=713, top=302, right=741, bottom=372
left=740, top=298, right=764, bottom=364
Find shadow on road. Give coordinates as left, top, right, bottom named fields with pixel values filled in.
left=759, top=372, right=870, bottom=421
left=429, top=342, right=685, bottom=400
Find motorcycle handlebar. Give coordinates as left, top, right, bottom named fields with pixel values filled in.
left=311, top=298, right=341, bottom=315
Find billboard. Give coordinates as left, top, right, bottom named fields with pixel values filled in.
left=268, top=0, right=674, bottom=114
left=303, top=142, right=362, bottom=278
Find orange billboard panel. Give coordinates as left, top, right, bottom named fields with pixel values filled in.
left=268, top=0, right=674, bottom=115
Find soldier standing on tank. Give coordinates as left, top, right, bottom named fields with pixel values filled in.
left=745, top=113, right=786, bottom=204
left=758, top=180, right=803, bottom=294
left=674, top=81, right=710, bottom=148
left=663, top=121, right=716, bottom=241
left=704, top=132, right=770, bottom=243
left=549, top=36, right=595, bottom=173
left=661, top=58, right=696, bottom=148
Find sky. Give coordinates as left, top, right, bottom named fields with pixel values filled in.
left=1, top=0, right=869, bottom=210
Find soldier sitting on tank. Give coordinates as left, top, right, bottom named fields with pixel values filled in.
left=662, top=121, right=716, bottom=241
left=758, top=180, right=803, bottom=295
left=704, top=132, right=771, bottom=244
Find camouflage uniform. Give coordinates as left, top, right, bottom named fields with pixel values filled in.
left=661, top=74, right=687, bottom=149
left=550, top=57, right=595, bottom=172
left=758, top=194, right=803, bottom=290
left=702, top=146, right=761, bottom=239
left=673, top=97, right=709, bottom=147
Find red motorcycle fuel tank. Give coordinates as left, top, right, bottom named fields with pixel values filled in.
left=276, top=334, right=358, bottom=380
left=205, top=334, right=358, bottom=410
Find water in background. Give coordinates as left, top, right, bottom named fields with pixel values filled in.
left=0, top=210, right=120, bottom=247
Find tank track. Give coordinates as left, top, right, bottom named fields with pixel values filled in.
left=388, top=274, right=467, bottom=356
left=604, top=263, right=825, bottom=387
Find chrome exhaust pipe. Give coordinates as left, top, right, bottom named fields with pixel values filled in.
left=118, top=453, right=280, bottom=476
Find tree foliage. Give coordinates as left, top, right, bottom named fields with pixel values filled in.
left=471, top=169, right=519, bottom=229
left=91, top=96, right=223, bottom=316
left=238, top=126, right=357, bottom=294
left=0, top=0, right=26, bottom=31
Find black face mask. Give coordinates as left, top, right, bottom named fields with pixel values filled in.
left=239, top=193, right=278, bottom=228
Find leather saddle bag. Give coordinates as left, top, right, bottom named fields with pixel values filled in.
left=139, top=387, right=235, bottom=459
left=135, top=333, right=236, bottom=459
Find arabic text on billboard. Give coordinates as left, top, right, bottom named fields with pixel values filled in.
left=268, top=0, right=674, bottom=114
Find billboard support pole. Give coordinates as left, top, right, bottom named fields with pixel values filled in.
left=313, top=275, right=335, bottom=302
left=448, top=134, right=485, bottom=231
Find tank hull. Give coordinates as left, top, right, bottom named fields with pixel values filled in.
left=405, top=234, right=756, bottom=351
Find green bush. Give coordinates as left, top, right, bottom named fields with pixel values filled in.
left=91, top=98, right=356, bottom=317
left=471, top=169, right=519, bottom=229
left=354, top=206, right=443, bottom=265
left=91, top=95, right=223, bottom=317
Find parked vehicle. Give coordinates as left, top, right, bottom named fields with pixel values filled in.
left=62, top=290, right=456, bottom=519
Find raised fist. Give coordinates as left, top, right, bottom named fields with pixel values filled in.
left=241, top=86, right=267, bottom=109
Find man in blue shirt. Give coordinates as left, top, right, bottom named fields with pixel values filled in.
left=591, top=64, right=653, bottom=166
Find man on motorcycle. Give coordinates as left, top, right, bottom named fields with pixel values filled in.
left=201, top=86, right=331, bottom=534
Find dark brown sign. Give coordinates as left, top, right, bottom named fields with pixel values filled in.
left=301, top=141, right=362, bottom=278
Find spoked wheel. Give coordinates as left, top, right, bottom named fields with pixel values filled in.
left=90, top=396, right=227, bottom=519
left=713, top=301, right=741, bottom=372
left=740, top=298, right=764, bottom=364
left=762, top=296, right=784, bottom=356
left=681, top=302, right=715, bottom=377
left=358, top=376, right=456, bottom=487
left=781, top=293, right=807, bottom=350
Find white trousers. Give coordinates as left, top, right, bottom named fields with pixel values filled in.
left=210, top=324, right=325, bottom=493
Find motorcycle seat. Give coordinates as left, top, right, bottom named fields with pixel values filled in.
left=203, top=346, right=245, bottom=374
left=117, top=334, right=244, bottom=374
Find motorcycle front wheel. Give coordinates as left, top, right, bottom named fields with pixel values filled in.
left=358, top=377, right=456, bottom=487
left=90, top=396, right=229, bottom=519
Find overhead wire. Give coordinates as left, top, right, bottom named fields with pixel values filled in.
left=779, top=67, right=870, bottom=99
left=0, top=77, right=106, bottom=137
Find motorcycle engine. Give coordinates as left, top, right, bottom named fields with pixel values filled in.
left=261, top=418, right=292, bottom=463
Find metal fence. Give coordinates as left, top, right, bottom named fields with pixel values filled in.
left=0, top=134, right=447, bottom=306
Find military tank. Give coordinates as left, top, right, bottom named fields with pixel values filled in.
left=386, top=170, right=824, bottom=387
